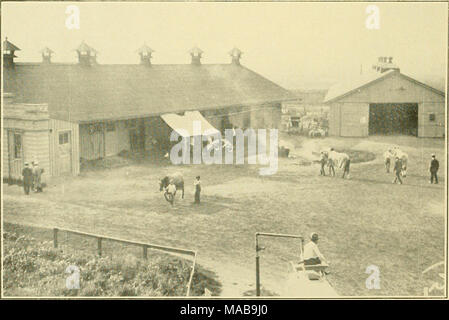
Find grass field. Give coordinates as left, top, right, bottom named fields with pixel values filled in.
left=2, top=135, right=446, bottom=297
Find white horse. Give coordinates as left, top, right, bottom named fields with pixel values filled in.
left=383, top=150, right=395, bottom=173
left=327, top=149, right=350, bottom=177
left=328, top=150, right=349, bottom=169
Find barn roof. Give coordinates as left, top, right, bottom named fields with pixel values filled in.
left=4, top=63, right=296, bottom=122
left=324, top=70, right=445, bottom=103
left=3, top=38, right=21, bottom=51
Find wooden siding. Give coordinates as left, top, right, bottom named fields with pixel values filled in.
left=328, top=72, right=445, bottom=137
left=49, top=119, right=80, bottom=176
left=79, top=124, right=105, bottom=161
left=3, top=128, right=10, bottom=179
left=339, top=103, right=369, bottom=137
left=3, top=114, right=52, bottom=181
left=24, top=130, right=51, bottom=179
left=418, top=102, right=445, bottom=137
left=328, top=103, right=341, bottom=136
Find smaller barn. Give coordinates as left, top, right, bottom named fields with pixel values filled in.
left=324, top=57, right=445, bottom=138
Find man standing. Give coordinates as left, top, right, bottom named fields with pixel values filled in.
left=303, top=233, right=328, bottom=266
left=319, top=151, right=327, bottom=176
left=341, top=157, right=351, bottom=179
left=392, top=157, right=403, bottom=184
left=430, top=154, right=439, bottom=184
left=194, top=176, right=201, bottom=204
left=21, top=162, right=33, bottom=195
left=328, top=148, right=336, bottom=177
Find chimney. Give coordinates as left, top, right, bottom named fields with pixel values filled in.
left=137, top=44, right=154, bottom=66
left=373, top=56, right=400, bottom=73
left=189, top=46, right=203, bottom=65
left=229, top=47, right=243, bottom=65
left=3, top=37, right=20, bottom=68
left=76, top=41, right=97, bottom=66
left=40, top=47, right=54, bottom=64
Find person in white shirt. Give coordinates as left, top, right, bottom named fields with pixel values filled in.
left=303, top=232, right=328, bottom=266
left=164, top=182, right=177, bottom=205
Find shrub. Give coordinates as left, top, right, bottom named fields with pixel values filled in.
left=3, top=229, right=222, bottom=297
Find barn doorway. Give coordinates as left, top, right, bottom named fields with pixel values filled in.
left=369, top=103, right=418, bottom=136
left=57, top=131, right=72, bottom=174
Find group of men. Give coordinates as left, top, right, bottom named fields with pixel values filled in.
left=319, top=148, right=351, bottom=179
left=384, top=147, right=439, bottom=185
left=21, top=161, right=44, bottom=195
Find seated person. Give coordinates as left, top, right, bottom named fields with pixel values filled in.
left=303, top=232, right=328, bottom=266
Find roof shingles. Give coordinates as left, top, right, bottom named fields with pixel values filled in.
left=4, top=63, right=296, bottom=122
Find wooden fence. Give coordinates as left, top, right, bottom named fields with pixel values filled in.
left=52, top=227, right=197, bottom=296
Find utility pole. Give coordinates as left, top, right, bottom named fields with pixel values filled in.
left=255, top=232, right=303, bottom=297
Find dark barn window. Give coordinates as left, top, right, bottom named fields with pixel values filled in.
left=13, top=133, right=22, bottom=159
left=59, top=132, right=69, bottom=144
left=429, top=113, right=436, bottom=121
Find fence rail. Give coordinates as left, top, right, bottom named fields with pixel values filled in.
left=52, top=227, right=197, bottom=296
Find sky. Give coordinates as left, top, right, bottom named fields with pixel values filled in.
left=2, top=2, right=447, bottom=90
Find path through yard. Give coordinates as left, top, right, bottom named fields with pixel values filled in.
left=3, top=136, right=446, bottom=296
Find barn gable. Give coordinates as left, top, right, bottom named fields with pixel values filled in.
left=325, top=71, right=445, bottom=104
left=326, top=70, right=445, bottom=138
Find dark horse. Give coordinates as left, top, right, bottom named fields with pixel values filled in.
left=159, top=173, right=185, bottom=203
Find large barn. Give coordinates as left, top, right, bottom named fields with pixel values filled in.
left=3, top=39, right=296, bottom=182
left=324, top=57, right=445, bottom=138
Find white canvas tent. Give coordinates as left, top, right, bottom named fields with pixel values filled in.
left=161, top=111, right=220, bottom=137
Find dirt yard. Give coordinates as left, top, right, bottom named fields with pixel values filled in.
left=2, top=135, right=446, bottom=297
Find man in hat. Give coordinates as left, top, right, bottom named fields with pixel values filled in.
left=303, top=232, right=328, bottom=266
left=429, top=154, right=439, bottom=184
left=21, top=162, right=33, bottom=195
left=194, top=176, right=201, bottom=204
left=392, top=156, right=403, bottom=184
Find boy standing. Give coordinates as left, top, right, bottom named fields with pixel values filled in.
left=194, top=176, right=201, bottom=204
left=430, top=154, right=439, bottom=184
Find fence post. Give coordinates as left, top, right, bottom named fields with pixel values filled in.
left=53, top=228, right=58, bottom=248
left=143, top=246, right=148, bottom=259
left=97, top=237, right=102, bottom=257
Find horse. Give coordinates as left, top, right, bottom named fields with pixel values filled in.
left=159, top=172, right=185, bottom=203
left=383, top=150, right=395, bottom=173
left=328, top=150, right=349, bottom=169
left=327, top=149, right=350, bottom=177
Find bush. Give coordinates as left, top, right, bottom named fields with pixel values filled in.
left=3, top=230, right=221, bottom=297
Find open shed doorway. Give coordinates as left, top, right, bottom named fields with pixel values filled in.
left=369, top=103, right=418, bottom=136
